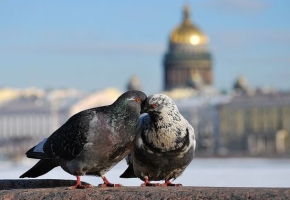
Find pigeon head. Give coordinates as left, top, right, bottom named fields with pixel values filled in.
left=141, top=94, right=178, bottom=115
left=114, top=90, right=147, bottom=113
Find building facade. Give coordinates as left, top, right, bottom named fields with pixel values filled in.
left=218, top=92, right=290, bottom=156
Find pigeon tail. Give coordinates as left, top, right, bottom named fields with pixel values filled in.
left=20, top=159, right=58, bottom=178
left=25, top=146, right=51, bottom=159
left=119, top=164, right=137, bottom=178
left=25, top=138, right=54, bottom=159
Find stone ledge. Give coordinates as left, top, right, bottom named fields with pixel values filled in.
left=0, top=180, right=289, bottom=200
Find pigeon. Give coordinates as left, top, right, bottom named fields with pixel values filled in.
left=20, top=90, right=147, bottom=189
left=120, top=94, right=196, bottom=186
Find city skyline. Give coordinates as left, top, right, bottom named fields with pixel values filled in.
left=0, top=0, right=289, bottom=95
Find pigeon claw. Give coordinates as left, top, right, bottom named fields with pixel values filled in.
left=141, top=182, right=161, bottom=187
left=161, top=180, right=182, bottom=187
left=99, top=175, right=123, bottom=187
left=69, top=176, right=94, bottom=189
left=141, top=176, right=161, bottom=187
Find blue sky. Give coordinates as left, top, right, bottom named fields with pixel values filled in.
left=0, top=0, right=289, bottom=95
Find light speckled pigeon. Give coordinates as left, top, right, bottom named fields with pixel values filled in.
left=120, top=94, right=196, bottom=186
left=20, top=90, right=147, bottom=189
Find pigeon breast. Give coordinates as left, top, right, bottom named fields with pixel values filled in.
left=123, top=93, right=196, bottom=182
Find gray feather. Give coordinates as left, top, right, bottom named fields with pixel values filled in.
left=120, top=94, right=196, bottom=182
left=20, top=90, right=147, bottom=179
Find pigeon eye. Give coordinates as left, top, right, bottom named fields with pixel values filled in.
left=151, top=104, right=157, bottom=108
left=135, top=97, right=141, bottom=103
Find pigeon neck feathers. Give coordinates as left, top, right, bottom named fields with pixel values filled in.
left=140, top=94, right=190, bottom=153
left=108, top=90, right=146, bottom=125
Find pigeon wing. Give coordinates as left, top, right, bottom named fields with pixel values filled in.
left=187, top=122, right=196, bottom=151
left=119, top=114, right=150, bottom=178
left=42, top=108, right=98, bottom=161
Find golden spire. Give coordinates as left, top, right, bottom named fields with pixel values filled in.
left=170, top=5, right=208, bottom=45
left=183, top=5, right=191, bottom=25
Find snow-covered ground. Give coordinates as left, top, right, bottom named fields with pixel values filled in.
left=1, top=158, right=290, bottom=187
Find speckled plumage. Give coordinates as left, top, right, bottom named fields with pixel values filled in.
left=120, top=94, right=196, bottom=185
left=20, top=90, right=147, bottom=188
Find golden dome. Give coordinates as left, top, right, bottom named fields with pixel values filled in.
left=170, top=5, right=208, bottom=45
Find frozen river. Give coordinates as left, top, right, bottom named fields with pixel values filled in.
left=1, top=158, right=290, bottom=187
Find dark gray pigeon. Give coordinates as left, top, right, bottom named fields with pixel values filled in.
left=120, top=94, right=196, bottom=186
left=20, top=90, right=147, bottom=189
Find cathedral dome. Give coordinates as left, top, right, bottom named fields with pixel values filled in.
left=170, top=5, right=208, bottom=45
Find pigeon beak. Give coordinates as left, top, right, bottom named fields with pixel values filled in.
left=140, top=98, right=150, bottom=114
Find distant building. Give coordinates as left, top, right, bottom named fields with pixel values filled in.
left=0, top=88, right=84, bottom=159
left=163, top=5, right=212, bottom=91
left=126, top=75, right=142, bottom=91
left=218, top=92, right=290, bottom=156
left=233, top=75, right=250, bottom=94
left=0, top=94, right=55, bottom=159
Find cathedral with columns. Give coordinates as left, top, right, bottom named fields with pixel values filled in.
left=163, top=5, right=213, bottom=91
